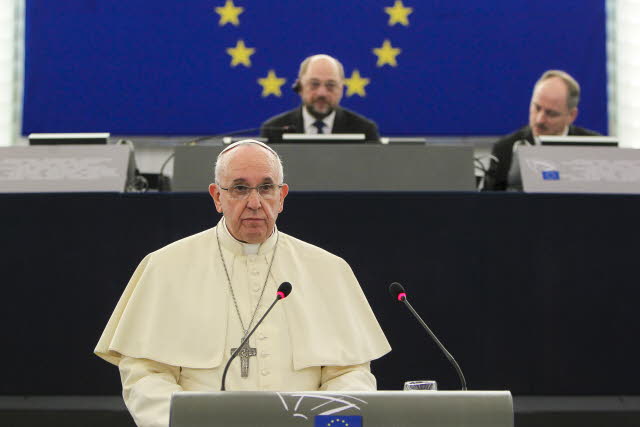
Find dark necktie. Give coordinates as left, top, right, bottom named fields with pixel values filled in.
left=312, top=120, right=326, bottom=134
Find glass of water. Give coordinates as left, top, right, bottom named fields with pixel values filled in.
left=403, top=380, right=438, bottom=391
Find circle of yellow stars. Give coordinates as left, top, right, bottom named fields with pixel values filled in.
left=214, top=0, right=413, bottom=97
left=327, top=419, right=352, bottom=426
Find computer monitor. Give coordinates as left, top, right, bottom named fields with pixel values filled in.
left=538, top=135, right=617, bottom=147
left=275, top=133, right=370, bottom=144
left=380, top=136, right=427, bottom=145
left=28, top=132, right=110, bottom=145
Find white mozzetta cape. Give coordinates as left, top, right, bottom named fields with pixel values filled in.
left=95, top=222, right=391, bottom=371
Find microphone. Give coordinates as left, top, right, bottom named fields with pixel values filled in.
left=157, top=125, right=294, bottom=191
left=192, top=125, right=296, bottom=145
left=220, top=282, right=293, bottom=391
left=262, top=124, right=298, bottom=143
left=389, top=282, right=467, bottom=390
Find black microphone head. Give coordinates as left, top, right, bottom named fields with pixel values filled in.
left=277, top=282, right=293, bottom=299
left=389, top=282, right=407, bottom=302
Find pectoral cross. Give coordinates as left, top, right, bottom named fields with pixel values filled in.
left=230, top=341, right=257, bottom=377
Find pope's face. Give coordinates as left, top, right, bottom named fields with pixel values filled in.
left=529, top=76, right=577, bottom=137
left=299, top=57, right=344, bottom=119
left=210, top=145, right=288, bottom=244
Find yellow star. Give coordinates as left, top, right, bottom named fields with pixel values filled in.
left=372, top=39, right=401, bottom=67
left=344, top=70, right=370, bottom=97
left=257, top=70, right=286, bottom=97
left=226, top=40, right=255, bottom=67
left=385, top=0, right=413, bottom=26
left=214, top=0, right=244, bottom=26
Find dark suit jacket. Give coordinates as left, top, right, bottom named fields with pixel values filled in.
left=484, top=125, right=600, bottom=191
left=260, top=106, right=380, bottom=142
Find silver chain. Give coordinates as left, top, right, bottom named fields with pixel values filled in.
left=215, top=225, right=279, bottom=337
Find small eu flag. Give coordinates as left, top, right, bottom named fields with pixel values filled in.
left=314, top=415, right=363, bottom=427
left=542, top=171, right=560, bottom=180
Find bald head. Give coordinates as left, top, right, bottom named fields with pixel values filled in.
left=534, top=70, right=580, bottom=110
left=298, top=54, right=345, bottom=81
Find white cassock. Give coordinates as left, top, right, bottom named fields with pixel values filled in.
left=95, top=219, right=391, bottom=427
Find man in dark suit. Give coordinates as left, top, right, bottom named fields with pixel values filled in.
left=485, top=70, right=600, bottom=191
left=260, top=54, right=379, bottom=142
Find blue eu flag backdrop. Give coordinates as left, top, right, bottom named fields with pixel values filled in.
left=23, top=0, right=607, bottom=136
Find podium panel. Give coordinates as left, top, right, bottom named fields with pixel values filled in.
left=170, top=390, right=513, bottom=427
left=518, top=146, right=640, bottom=193
left=172, top=144, right=475, bottom=191
left=0, top=145, right=131, bottom=193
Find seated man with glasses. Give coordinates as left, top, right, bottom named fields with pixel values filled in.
left=95, top=140, right=390, bottom=427
left=484, top=70, right=600, bottom=191
left=260, top=54, right=380, bottom=141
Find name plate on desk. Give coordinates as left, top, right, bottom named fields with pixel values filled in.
left=173, top=144, right=475, bottom=191
left=518, top=146, right=640, bottom=193
left=0, top=145, right=130, bottom=193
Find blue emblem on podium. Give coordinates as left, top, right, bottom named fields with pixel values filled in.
left=542, top=171, right=560, bottom=180
left=314, top=415, right=363, bottom=426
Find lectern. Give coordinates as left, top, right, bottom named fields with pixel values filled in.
left=169, top=390, right=513, bottom=427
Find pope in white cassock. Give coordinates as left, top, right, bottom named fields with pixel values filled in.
left=95, top=140, right=391, bottom=427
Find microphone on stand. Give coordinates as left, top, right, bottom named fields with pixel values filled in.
left=157, top=125, right=295, bottom=191
left=220, top=282, right=293, bottom=391
left=389, top=282, right=467, bottom=390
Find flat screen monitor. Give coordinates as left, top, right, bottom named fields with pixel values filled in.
left=380, top=136, right=427, bottom=145
left=274, top=133, right=370, bottom=144
left=538, top=135, right=617, bottom=147
left=28, top=132, right=110, bottom=145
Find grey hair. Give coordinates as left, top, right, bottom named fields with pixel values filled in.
left=535, top=69, right=581, bottom=110
left=214, top=139, right=284, bottom=184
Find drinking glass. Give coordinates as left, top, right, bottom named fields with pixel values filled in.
left=403, top=380, right=438, bottom=391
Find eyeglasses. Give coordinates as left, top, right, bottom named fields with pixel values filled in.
left=219, top=183, right=284, bottom=200
left=304, top=79, right=341, bottom=92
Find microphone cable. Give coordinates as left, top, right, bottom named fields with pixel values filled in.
left=156, top=126, right=290, bottom=192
